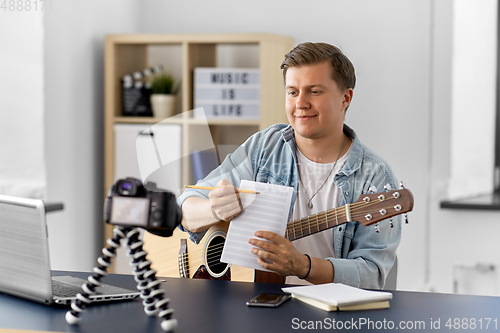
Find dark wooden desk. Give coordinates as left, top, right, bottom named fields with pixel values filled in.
left=1, top=271, right=500, bottom=332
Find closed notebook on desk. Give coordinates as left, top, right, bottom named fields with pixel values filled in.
left=282, top=283, right=392, bottom=311
left=291, top=294, right=390, bottom=311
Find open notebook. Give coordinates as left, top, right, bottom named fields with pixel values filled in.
left=0, top=194, right=139, bottom=305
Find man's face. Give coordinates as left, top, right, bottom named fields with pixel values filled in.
left=285, top=61, right=352, bottom=143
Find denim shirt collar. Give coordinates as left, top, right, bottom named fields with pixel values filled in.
left=279, top=123, right=364, bottom=179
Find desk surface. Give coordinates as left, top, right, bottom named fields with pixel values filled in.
left=1, top=271, right=500, bottom=333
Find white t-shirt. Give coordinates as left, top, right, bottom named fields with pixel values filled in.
left=285, top=146, right=350, bottom=285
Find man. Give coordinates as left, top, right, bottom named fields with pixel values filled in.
left=177, top=42, right=401, bottom=289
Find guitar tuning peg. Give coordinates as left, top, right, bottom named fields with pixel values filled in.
left=368, top=185, right=376, bottom=194
left=399, top=181, right=405, bottom=189
left=384, top=184, right=392, bottom=192
left=375, top=223, right=380, bottom=233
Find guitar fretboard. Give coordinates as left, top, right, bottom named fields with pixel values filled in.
left=284, top=190, right=410, bottom=241
left=285, top=205, right=347, bottom=241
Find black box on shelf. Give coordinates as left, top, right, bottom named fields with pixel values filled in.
left=121, top=85, right=153, bottom=117
left=121, top=67, right=164, bottom=117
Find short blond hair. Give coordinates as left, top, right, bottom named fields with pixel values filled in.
left=281, top=42, right=356, bottom=91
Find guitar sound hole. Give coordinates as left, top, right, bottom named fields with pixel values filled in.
left=207, top=235, right=227, bottom=275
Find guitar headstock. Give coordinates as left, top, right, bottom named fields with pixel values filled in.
left=353, top=189, right=414, bottom=226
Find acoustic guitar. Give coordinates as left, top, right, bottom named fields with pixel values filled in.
left=143, top=188, right=413, bottom=283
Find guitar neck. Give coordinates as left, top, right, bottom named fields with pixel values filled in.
left=285, top=206, right=347, bottom=242
left=284, top=188, right=413, bottom=241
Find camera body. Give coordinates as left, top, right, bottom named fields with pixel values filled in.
left=104, top=177, right=182, bottom=237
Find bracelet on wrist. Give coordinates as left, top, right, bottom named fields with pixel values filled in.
left=299, top=254, right=312, bottom=280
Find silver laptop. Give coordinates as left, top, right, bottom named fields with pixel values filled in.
left=0, top=194, right=140, bottom=305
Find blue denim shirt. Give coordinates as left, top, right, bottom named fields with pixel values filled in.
left=177, top=124, right=401, bottom=289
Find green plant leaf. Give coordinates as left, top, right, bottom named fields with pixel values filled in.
left=149, top=73, right=178, bottom=94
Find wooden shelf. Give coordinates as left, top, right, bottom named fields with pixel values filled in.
left=106, top=33, right=295, bottom=45
left=105, top=33, right=293, bottom=188
left=188, top=118, right=261, bottom=126
left=104, top=33, right=294, bottom=273
left=114, top=116, right=261, bottom=126
left=114, top=116, right=184, bottom=124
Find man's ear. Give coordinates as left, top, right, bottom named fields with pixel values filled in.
left=342, top=88, right=354, bottom=110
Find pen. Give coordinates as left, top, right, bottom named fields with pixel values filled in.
left=185, top=185, right=259, bottom=194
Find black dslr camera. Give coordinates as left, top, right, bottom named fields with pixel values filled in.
left=104, top=177, right=182, bottom=237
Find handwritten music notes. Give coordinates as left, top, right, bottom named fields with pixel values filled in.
left=220, top=180, right=294, bottom=272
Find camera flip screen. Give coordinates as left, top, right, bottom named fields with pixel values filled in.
left=110, top=197, right=150, bottom=226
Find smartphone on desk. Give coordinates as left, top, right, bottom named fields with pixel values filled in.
left=246, top=293, right=291, bottom=307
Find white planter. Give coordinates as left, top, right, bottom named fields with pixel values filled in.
left=150, top=94, right=176, bottom=119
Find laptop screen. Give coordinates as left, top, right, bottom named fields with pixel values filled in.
left=0, top=195, right=53, bottom=302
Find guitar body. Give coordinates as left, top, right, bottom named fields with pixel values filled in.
left=143, top=222, right=254, bottom=282
left=254, top=270, right=285, bottom=284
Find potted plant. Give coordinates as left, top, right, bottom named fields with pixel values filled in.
left=149, top=73, right=179, bottom=118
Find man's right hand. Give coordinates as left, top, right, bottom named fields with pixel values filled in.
left=209, top=178, right=243, bottom=222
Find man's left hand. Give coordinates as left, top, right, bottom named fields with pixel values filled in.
left=249, top=231, right=309, bottom=278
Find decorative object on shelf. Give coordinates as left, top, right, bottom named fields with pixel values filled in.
left=149, top=72, right=179, bottom=119
left=193, top=68, right=260, bottom=119
left=121, top=66, right=163, bottom=117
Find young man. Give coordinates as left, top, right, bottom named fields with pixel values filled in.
left=177, top=42, right=401, bottom=288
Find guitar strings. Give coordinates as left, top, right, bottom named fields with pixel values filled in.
left=286, top=198, right=385, bottom=232
left=286, top=196, right=398, bottom=233
left=141, top=238, right=228, bottom=277
left=178, top=253, right=190, bottom=276
left=285, top=196, right=400, bottom=240
left=290, top=200, right=399, bottom=237
left=287, top=195, right=399, bottom=230
left=287, top=195, right=399, bottom=229
left=178, top=254, right=226, bottom=270
left=175, top=250, right=226, bottom=274
left=177, top=242, right=225, bottom=259
left=177, top=243, right=227, bottom=268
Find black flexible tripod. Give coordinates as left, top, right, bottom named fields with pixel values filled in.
left=65, top=225, right=177, bottom=332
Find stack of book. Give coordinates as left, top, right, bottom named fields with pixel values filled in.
left=282, top=283, right=392, bottom=312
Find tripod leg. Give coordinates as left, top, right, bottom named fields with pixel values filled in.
left=65, top=226, right=127, bottom=325
left=125, top=228, right=177, bottom=331
left=124, top=228, right=159, bottom=315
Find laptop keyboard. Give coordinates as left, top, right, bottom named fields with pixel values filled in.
left=52, top=280, right=101, bottom=298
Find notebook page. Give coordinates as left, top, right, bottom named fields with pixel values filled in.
left=220, top=180, right=294, bottom=271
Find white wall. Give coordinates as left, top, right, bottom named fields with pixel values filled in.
left=0, top=10, right=46, bottom=198
left=43, top=1, right=141, bottom=270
